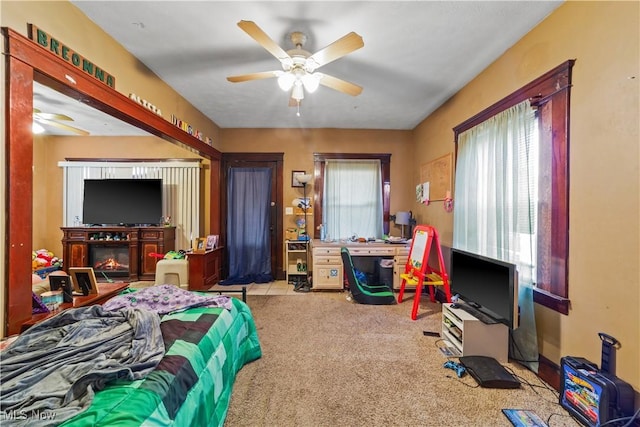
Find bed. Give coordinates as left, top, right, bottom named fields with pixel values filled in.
left=0, top=285, right=262, bottom=427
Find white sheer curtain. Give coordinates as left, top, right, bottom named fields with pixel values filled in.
left=453, top=100, right=539, bottom=371
left=323, top=159, right=383, bottom=240
left=453, top=100, right=537, bottom=280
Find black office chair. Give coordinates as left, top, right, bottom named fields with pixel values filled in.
left=341, top=248, right=396, bottom=305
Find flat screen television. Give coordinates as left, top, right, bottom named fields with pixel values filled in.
left=450, top=248, right=519, bottom=329
left=82, top=179, right=163, bottom=226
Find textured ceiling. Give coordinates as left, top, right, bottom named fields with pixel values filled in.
left=38, top=1, right=562, bottom=134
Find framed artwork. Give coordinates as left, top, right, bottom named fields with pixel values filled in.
left=49, top=275, right=74, bottom=303
left=69, top=267, right=98, bottom=295
left=206, top=234, right=219, bottom=250
left=291, top=170, right=306, bottom=187
left=193, top=237, right=207, bottom=253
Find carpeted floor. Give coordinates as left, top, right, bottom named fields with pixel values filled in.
left=224, top=292, right=579, bottom=427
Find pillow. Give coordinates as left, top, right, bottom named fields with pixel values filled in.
left=32, top=278, right=51, bottom=296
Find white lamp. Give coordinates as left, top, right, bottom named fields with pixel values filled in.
left=295, top=172, right=313, bottom=292
left=395, top=211, right=411, bottom=239
left=297, top=174, right=313, bottom=240
left=296, top=174, right=313, bottom=185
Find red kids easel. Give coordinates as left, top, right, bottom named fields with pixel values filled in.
left=397, top=225, right=452, bottom=320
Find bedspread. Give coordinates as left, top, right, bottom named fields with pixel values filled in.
left=0, top=305, right=164, bottom=426
left=61, top=297, right=262, bottom=426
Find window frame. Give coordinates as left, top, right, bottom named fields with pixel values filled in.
left=453, top=60, right=575, bottom=314
left=313, top=153, right=391, bottom=239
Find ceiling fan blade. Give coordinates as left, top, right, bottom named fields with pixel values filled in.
left=237, top=20, right=291, bottom=63
left=33, top=109, right=74, bottom=121
left=306, top=32, right=364, bottom=71
left=36, top=117, right=90, bottom=135
left=227, top=71, right=281, bottom=83
left=318, top=73, right=363, bottom=96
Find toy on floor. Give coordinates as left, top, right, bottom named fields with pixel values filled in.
left=443, top=360, right=466, bottom=378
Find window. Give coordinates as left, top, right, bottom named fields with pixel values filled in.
left=324, top=159, right=383, bottom=240
left=454, top=100, right=538, bottom=288
left=313, top=153, right=391, bottom=240
left=453, top=60, right=574, bottom=314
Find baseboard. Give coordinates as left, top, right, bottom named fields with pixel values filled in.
left=537, top=354, right=561, bottom=391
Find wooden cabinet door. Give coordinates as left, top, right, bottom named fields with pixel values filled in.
left=139, top=241, right=161, bottom=278
left=68, top=243, right=87, bottom=268
left=204, top=250, right=221, bottom=286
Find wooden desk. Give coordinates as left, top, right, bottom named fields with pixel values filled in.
left=311, top=241, right=410, bottom=290
left=23, top=282, right=129, bottom=332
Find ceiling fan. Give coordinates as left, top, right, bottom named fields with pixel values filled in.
left=33, top=108, right=90, bottom=136
left=227, top=20, right=364, bottom=107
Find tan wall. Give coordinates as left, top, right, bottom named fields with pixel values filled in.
left=413, top=1, right=639, bottom=391
left=219, top=128, right=414, bottom=234
left=1, top=1, right=221, bottom=148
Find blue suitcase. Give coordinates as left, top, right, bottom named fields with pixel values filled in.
left=559, top=333, right=635, bottom=427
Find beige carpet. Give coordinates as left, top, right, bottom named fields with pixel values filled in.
left=225, top=292, right=578, bottom=427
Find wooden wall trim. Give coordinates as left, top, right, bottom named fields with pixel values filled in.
left=538, top=353, right=561, bottom=391
left=312, top=153, right=391, bottom=237
left=3, top=27, right=221, bottom=160
left=5, top=54, right=35, bottom=335
left=221, top=153, right=285, bottom=280
left=3, top=26, right=222, bottom=335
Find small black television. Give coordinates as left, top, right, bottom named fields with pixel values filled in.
left=450, top=248, right=519, bottom=329
left=82, top=179, right=163, bottom=226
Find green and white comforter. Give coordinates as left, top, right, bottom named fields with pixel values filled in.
left=62, top=297, right=261, bottom=427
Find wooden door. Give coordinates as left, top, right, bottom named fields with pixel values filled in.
left=221, top=153, right=284, bottom=280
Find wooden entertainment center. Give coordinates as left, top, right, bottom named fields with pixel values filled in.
left=61, top=226, right=176, bottom=281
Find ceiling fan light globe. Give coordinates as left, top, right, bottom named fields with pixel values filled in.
left=302, top=73, right=321, bottom=93
left=32, top=122, right=45, bottom=134
left=277, top=72, right=295, bottom=91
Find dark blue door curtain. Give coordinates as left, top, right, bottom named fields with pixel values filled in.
left=220, top=167, right=273, bottom=285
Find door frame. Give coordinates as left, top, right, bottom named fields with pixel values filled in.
left=221, top=153, right=284, bottom=280
left=2, top=27, right=222, bottom=335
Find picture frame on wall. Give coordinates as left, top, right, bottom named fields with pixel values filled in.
left=206, top=235, right=219, bottom=250
left=69, top=267, right=99, bottom=296
left=291, top=170, right=306, bottom=187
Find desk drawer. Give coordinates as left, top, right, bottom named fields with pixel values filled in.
left=313, top=247, right=341, bottom=256
left=349, top=247, right=395, bottom=256
left=313, top=256, right=341, bottom=265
